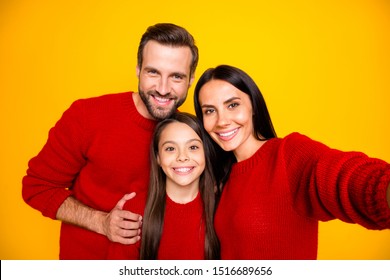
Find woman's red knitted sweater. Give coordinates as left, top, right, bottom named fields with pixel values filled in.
left=22, top=92, right=157, bottom=259
left=215, top=133, right=390, bottom=259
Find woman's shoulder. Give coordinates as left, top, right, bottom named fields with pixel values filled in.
left=278, top=132, right=326, bottom=148
left=263, top=132, right=313, bottom=150
left=266, top=132, right=331, bottom=162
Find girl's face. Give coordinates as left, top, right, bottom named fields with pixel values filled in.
left=157, top=122, right=205, bottom=191
left=198, top=79, right=258, bottom=161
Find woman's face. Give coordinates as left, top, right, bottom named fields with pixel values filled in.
left=198, top=79, right=258, bottom=161
left=157, top=122, right=205, bottom=191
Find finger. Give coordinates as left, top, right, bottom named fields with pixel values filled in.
left=116, top=235, right=141, bottom=245
left=119, top=219, right=142, bottom=230
left=117, top=228, right=141, bottom=238
left=112, top=228, right=141, bottom=244
left=121, top=210, right=142, bottom=222
left=115, top=192, right=136, bottom=210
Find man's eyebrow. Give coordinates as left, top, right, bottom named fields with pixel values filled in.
left=171, top=72, right=188, bottom=78
left=143, top=66, right=159, bottom=72
left=142, top=66, right=188, bottom=79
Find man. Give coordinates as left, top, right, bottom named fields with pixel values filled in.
left=22, top=23, right=198, bottom=259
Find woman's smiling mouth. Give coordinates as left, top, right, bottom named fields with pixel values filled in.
left=216, top=128, right=239, bottom=140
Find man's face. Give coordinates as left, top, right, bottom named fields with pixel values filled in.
left=137, top=40, right=194, bottom=120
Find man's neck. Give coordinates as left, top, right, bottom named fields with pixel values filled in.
left=132, top=92, right=155, bottom=120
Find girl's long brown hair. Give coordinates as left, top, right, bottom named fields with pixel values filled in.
left=140, top=112, right=220, bottom=259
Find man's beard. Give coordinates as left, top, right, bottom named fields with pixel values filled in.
left=138, top=88, right=186, bottom=121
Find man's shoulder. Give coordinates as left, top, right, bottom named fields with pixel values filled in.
left=67, top=91, right=134, bottom=111
left=77, top=91, right=133, bottom=104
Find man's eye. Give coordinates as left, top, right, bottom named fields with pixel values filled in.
left=173, top=74, right=183, bottom=80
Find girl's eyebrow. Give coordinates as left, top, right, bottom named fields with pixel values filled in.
left=161, top=138, right=202, bottom=146
left=201, top=96, right=241, bottom=108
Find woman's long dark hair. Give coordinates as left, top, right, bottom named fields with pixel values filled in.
left=194, top=65, right=277, bottom=186
left=140, top=112, right=220, bottom=259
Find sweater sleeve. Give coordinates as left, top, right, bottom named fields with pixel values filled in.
left=282, top=132, right=390, bottom=229
left=22, top=100, right=88, bottom=219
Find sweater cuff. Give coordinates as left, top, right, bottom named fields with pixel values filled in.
left=42, top=189, right=73, bottom=219
left=352, top=166, right=390, bottom=229
left=372, top=177, right=390, bottom=228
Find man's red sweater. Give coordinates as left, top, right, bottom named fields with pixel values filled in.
left=215, top=133, right=390, bottom=259
left=22, top=92, right=157, bottom=259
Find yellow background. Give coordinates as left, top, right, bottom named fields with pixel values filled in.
left=1, top=0, right=389, bottom=260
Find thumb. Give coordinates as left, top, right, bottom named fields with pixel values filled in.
left=115, top=192, right=136, bottom=210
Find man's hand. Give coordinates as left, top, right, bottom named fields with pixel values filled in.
left=102, top=192, right=142, bottom=244
left=56, top=193, right=142, bottom=245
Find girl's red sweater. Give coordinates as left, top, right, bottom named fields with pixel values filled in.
left=107, top=193, right=205, bottom=259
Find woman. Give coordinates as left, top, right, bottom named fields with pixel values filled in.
left=107, top=112, right=219, bottom=259
left=194, top=64, right=390, bottom=259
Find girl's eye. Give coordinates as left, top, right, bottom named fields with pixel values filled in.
left=164, top=147, right=175, bottom=152
left=189, top=145, right=199, bottom=150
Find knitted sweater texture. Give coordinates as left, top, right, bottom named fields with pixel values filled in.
left=158, top=193, right=205, bottom=260
left=107, top=193, right=205, bottom=259
left=22, top=92, right=157, bottom=259
left=215, top=133, right=390, bottom=259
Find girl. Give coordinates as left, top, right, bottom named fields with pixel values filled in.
left=108, top=112, right=219, bottom=259
left=194, top=64, right=390, bottom=259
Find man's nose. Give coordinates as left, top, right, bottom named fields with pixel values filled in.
left=156, top=78, right=170, bottom=96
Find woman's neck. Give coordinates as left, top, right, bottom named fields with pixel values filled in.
left=234, top=138, right=267, bottom=162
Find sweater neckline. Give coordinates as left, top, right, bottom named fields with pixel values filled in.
left=122, top=92, right=158, bottom=131
left=230, top=138, right=277, bottom=177
left=166, top=191, right=201, bottom=207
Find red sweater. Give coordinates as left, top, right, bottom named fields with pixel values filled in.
left=107, top=193, right=205, bottom=260
left=215, top=133, right=390, bottom=259
left=158, top=193, right=205, bottom=260
left=22, top=92, right=157, bottom=259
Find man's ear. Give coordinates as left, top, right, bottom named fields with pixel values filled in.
left=188, top=74, right=195, bottom=88
left=136, top=65, right=140, bottom=78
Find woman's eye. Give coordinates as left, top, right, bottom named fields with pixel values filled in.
left=203, top=108, right=214, bottom=115
left=228, top=102, right=239, bottom=109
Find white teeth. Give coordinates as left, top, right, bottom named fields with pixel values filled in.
left=174, top=167, right=192, bottom=173
left=155, top=96, right=170, bottom=103
left=218, top=129, right=237, bottom=137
